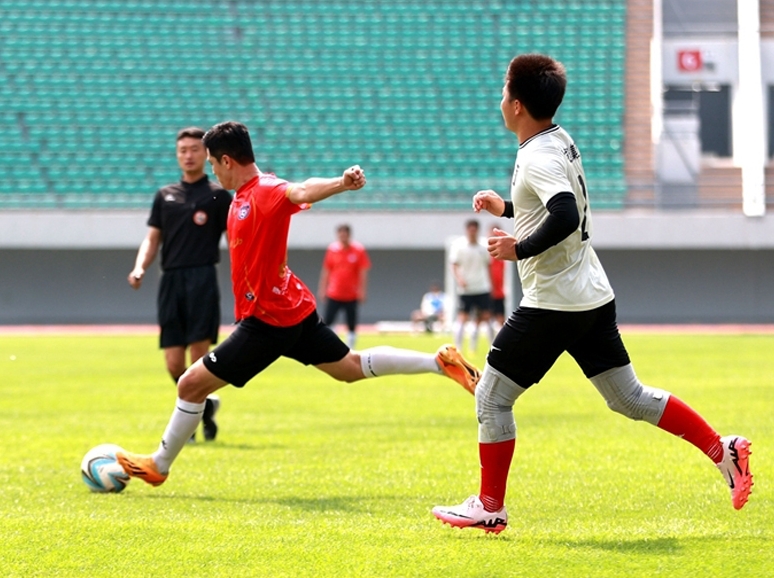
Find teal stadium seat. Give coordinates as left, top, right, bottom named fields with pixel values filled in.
left=0, top=0, right=627, bottom=210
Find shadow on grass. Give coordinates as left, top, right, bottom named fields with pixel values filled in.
left=130, top=493, right=258, bottom=504
left=126, top=492, right=401, bottom=513
left=272, top=495, right=370, bottom=513
left=184, top=442, right=287, bottom=451
left=552, top=536, right=682, bottom=554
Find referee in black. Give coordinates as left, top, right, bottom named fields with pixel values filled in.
left=129, top=127, right=232, bottom=442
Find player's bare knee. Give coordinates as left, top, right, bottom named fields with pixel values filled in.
left=176, top=372, right=201, bottom=402
left=166, top=361, right=186, bottom=381
left=589, top=364, right=669, bottom=425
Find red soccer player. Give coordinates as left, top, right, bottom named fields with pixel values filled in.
left=318, top=223, right=371, bottom=348
left=117, top=121, right=481, bottom=487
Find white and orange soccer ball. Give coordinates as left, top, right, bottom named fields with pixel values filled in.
left=80, top=444, right=131, bottom=493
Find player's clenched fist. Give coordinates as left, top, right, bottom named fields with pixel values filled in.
left=472, top=189, right=505, bottom=216
left=342, top=165, right=366, bottom=190
left=488, top=228, right=518, bottom=261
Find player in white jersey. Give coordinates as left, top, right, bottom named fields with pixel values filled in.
left=449, top=219, right=493, bottom=352
left=432, top=54, right=753, bottom=534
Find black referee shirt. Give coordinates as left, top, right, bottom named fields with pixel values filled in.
left=147, top=175, right=232, bottom=270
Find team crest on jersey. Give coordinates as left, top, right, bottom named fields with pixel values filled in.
left=193, top=210, right=208, bottom=225
left=245, top=292, right=255, bottom=301
left=237, top=204, right=251, bottom=220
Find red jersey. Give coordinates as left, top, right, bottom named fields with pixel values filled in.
left=323, top=241, right=371, bottom=301
left=228, top=173, right=316, bottom=326
left=490, top=257, right=505, bottom=300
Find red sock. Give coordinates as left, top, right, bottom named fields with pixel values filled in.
left=657, top=396, right=723, bottom=463
left=479, top=439, right=515, bottom=512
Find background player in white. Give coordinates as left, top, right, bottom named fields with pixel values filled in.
left=449, top=219, right=493, bottom=353
left=432, top=54, right=753, bottom=534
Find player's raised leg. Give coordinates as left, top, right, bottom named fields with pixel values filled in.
left=653, top=391, right=752, bottom=508
left=590, top=364, right=754, bottom=509
left=317, top=344, right=480, bottom=394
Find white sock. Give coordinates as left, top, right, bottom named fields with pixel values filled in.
left=486, top=321, right=495, bottom=344
left=470, top=325, right=479, bottom=352
left=152, top=398, right=205, bottom=473
left=347, top=331, right=356, bottom=349
left=359, top=346, right=441, bottom=377
left=454, top=321, right=464, bottom=350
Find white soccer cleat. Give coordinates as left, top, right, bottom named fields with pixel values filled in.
left=716, top=435, right=753, bottom=510
left=432, top=495, right=507, bottom=534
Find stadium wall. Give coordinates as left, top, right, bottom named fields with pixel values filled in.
left=2, top=211, right=774, bottom=325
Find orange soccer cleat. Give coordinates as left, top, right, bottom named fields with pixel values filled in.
left=436, top=344, right=481, bottom=394
left=116, top=451, right=168, bottom=487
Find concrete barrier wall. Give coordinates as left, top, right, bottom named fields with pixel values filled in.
left=1, top=246, right=773, bottom=325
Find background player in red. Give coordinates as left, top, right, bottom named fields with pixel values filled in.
left=488, top=224, right=506, bottom=330
left=318, top=224, right=370, bottom=348
left=128, top=127, right=231, bottom=442
left=117, top=121, right=480, bottom=487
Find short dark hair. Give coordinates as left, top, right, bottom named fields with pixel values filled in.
left=465, top=219, right=479, bottom=229
left=337, top=224, right=351, bottom=235
left=176, top=127, right=205, bottom=141
left=505, top=54, right=566, bottom=120
left=202, top=121, right=256, bottom=165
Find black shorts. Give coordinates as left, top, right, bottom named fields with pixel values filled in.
left=487, top=299, right=630, bottom=388
left=158, top=265, right=220, bottom=348
left=324, top=298, right=358, bottom=332
left=202, top=311, right=350, bottom=388
left=491, top=297, right=505, bottom=317
left=459, top=292, right=491, bottom=315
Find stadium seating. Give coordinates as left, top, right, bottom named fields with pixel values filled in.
left=0, top=0, right=627, bottom=210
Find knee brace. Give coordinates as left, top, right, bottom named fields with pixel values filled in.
left=589, top=364, right=669, bottom=425
left=476, top=364, right=527, bottom=443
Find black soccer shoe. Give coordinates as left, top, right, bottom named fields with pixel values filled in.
left=202, top=395, right=221, bottom=441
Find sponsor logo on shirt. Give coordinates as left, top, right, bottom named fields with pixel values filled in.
left=193, top=210, right=208, bottom=225
left=245, top=292, right=255, bottom=301
left=563, top=144, right=580, bottom=162
left=237, top=204, right=251, bottom=220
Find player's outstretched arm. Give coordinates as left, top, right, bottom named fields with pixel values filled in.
left=287, top=165, right=366, bottom=205
left=472, top=189, right=507, bottom=217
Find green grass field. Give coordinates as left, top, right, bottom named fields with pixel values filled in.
left=1, top=331, right=771, bottom=577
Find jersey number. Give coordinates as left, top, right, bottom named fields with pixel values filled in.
left=578, top=175, right=590, bottom=241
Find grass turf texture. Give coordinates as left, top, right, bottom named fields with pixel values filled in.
left=0, top=332, right=771, bottom=577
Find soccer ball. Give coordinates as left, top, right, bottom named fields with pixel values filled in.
left=81, top=443, right=131, bottom=493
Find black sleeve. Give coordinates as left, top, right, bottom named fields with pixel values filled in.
left=147, top=191, right=163, bottom=228
left=515, top=192, right=579, bottom=260
left=217, top=189, right=232, bottom=232
left=501, top=201, right=514, bottom=219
